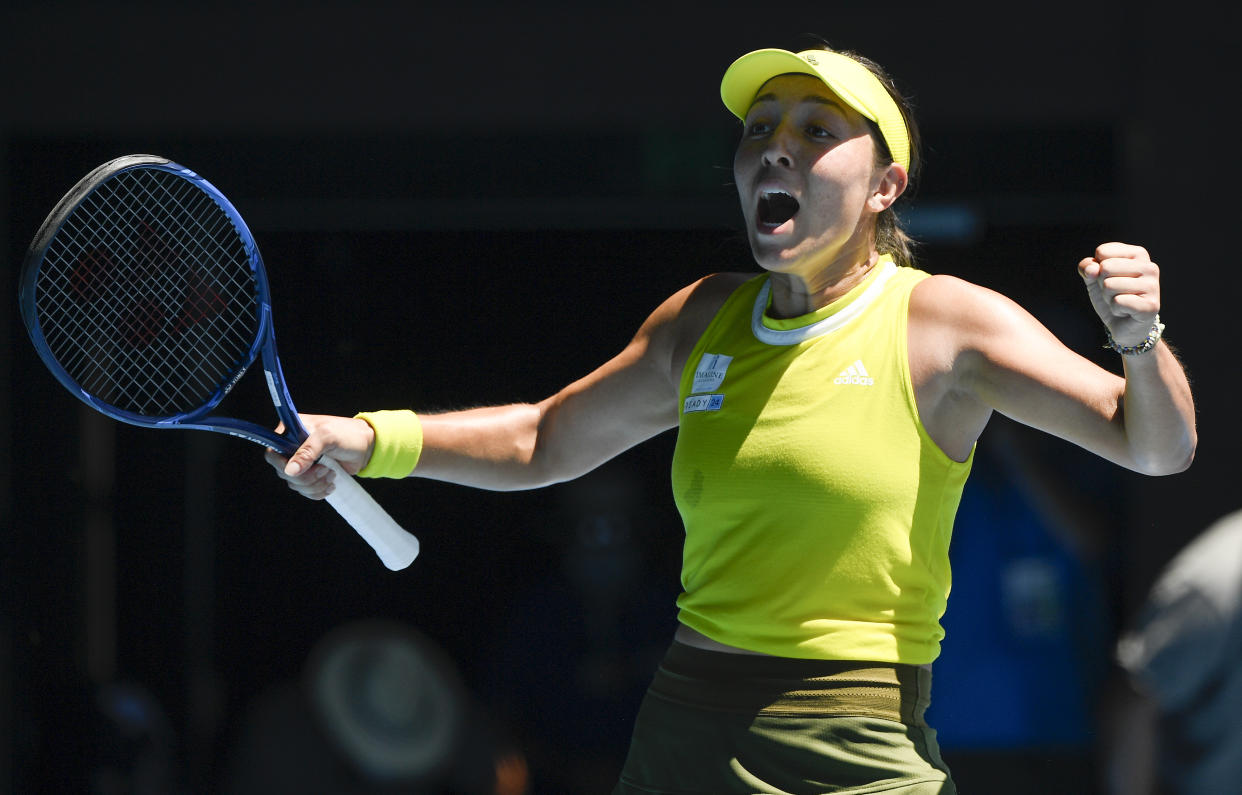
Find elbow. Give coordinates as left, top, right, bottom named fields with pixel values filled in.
left=1132, top=434, right=1197, bottom=477
left=523, top=437, right=593, bottom=490
left=514, top=407, right=581, bottom=490
left=509, top=453, right=563, bottom=491
left=1136, top=454, right=1194, bottom=477
left=506, top=424, right=559, bottom=491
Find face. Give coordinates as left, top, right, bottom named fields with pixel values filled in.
left=733, top=74, right=901, bottom=278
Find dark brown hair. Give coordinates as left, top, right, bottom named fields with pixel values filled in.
left=817, top=45, right=922, bottom=268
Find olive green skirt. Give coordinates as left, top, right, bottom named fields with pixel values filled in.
left=614, top=642, right=955, bottom=795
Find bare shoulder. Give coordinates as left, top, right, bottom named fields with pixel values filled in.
left=912, top=273, right=1013, bottom=322
left=676, top=272, right=753, bottom=323
left=906, top=272, right=1066, bottom=460
left=910, top=273, right=1047, bottom=348
left=642, top=271, right=753, bottom=382
left=910, top=272, right=977, bottom=307
left=639, top=272, right=750, bottom=335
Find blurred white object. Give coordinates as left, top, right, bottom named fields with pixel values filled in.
left=306, top=619, right=467, bottom=782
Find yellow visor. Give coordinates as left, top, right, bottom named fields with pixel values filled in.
left=720, top=48, right=910, bottom=172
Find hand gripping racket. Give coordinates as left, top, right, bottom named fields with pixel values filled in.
left=18, top=154, right=420, bottom=570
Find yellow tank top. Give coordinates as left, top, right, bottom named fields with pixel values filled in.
left=672, top=257, right=973, bottom=664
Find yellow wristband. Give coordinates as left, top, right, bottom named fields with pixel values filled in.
left=353, top=410, right=423, bottom=478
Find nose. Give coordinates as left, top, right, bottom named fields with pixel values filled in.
left=761, top=127, right=794, bottom=168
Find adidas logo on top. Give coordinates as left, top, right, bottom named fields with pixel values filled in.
left=833, top=359, right=874, bottom=386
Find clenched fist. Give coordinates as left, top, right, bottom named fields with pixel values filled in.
left=1078, top=242, right=1161, bottom=350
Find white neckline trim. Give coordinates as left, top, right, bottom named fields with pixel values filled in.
left=751, top=261, right=898, bottom=346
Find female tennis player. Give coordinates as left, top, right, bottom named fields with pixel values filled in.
left=268, top=44, right=1196, bottom=794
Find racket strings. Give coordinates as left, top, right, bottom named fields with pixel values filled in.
left=35, top=168, right=262, bottom=417
left=45, top=180, right=243, bottom=407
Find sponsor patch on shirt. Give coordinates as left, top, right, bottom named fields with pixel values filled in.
left=684, top=394, right=725, bottom=414
left=691, top=353, right=733, bottom=394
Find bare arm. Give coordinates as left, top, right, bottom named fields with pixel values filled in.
left=410, top=314, right=681, bottom=490
left=910, top=243, right=1195, bottom=474
left=267, top=274, right=744, bottom=496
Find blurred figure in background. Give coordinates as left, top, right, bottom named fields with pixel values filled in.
left=223, top=619, right=526, bottom=794
left=1102, top=510, right=1242, bottom=795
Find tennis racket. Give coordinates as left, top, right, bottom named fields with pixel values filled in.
left=18, top=154, right=420, bottom=571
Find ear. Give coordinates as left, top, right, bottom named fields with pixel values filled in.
left=867, top=162, right=908, bottom=212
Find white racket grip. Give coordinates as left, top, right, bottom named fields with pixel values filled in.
left=320, top=456, right=420, bottom=570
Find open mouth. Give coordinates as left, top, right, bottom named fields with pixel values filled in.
left=757, top=191, right=799, bottom=229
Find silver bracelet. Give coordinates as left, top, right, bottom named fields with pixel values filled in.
left=1105, top=315, right=1164, bottom=356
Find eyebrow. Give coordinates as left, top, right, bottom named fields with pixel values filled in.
left=750, top=93, right=847, bottom=112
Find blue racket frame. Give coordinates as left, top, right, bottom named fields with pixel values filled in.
left=19, top=154, right=308, bottom=455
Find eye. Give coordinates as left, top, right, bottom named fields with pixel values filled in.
left=744, top=119, right=773, bottom=137
left=805, top=124, right=835, bottom=140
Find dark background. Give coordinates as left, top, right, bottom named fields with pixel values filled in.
left=2, top=2, right=1237, bottom=793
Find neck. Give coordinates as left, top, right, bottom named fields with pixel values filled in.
left=766, top=249, right=880, bottom=319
